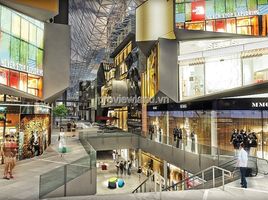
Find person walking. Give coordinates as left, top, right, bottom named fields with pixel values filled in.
left=9, top=135, right=17, bottom=179
left=1, top=135, right=12, bottom=180
left=112, top=151, right=116, bottom=162
left=115, top=161, right=120, bottom=177
left=137, top=166, right=142, bottom=182
left=127, top=160, right=132, bottom=175
left=58, top=127, right=67, bottom=157
left=123, top=161, right=127, bottom=176
left=237, top=143, right=248, bottom=188
left=119, top=161, right=124, bottom=177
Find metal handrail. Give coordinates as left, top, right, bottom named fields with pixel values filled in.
left=132, top=172, right=165, bottom=193
left=164, top=165, right=233, bottom=192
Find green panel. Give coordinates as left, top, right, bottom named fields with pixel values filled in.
left=226, top=0, right=236, bottom=13
left=20, top=41, right=29, bottom=65
left=258, top=0, right=267, bottom=5
left=215, top=0, right=226, bottom=15
left=236, top=0, right=247, bottom=7
left=29, top=44, right=36, bottom=61
left=248, top=0, right=257, bottom=10
left=176, top=3, right=185, bottom=14
left=185, top=3, right=191, bottom=21
left=10, top=37, right=20, bottom=63
left=37, top=49, right=43, bottom=69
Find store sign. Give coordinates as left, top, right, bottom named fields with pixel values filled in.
left=207, top=10, right=259, bottom=20
left=191, top=1, right=205, bottom=21
left=0, top=59, right=43, bottom=76
left=180, top=104, right=187, bottom=109
left=252, top=102, right=268, bottom=108
left=207, top=40, right=239, bottom=50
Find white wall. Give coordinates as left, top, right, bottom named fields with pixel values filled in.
left=43, top=23, right=70, bottom=101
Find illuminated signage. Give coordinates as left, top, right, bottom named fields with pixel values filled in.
left=180, top=104, right=187, bottom=109
left=252, top=102, right=268, bottom=108
left=191, top=1, right=205, bottom=21
left=0, top=59, right=43, bottom=76
left=207, top=10, right=259, bottom=20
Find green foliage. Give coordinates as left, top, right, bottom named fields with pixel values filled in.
left=53, top=104, right=68, bottom=118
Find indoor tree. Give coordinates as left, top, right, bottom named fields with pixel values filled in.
left=53, top=104, right=68, bottom=128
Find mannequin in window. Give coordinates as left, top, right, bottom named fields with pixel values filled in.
left=241, top=129, right=249, bottom=153
left=230, top=129, right=239, bottom=151
left=149, top=125, right=154, bottom=140
left=248, top=130, right=257, bottom=156
left=190, top=131, right=196, bottom=153
left=159, top=128, right=162, bottom=143
left=174, top=127, right=182, bottom=149
left=173, top=127, right=178, bottom=143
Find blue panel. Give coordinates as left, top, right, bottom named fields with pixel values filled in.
left=258, top=5, right=268, bottom=15
left=176, top=13, right=185, bottom=23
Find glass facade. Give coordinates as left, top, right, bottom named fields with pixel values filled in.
left=175, top=0, right=268, bottom=36
left=179, top=44, right=268, bottom=100
left=0, top=5, right=44, bottom=97
left=0, top=4, right=44, bottom=75
left=0, top=67, right=42, bottom=97
left=147, top=108, right=268, bottom=159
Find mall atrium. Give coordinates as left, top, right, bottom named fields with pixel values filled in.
left=0, top=0, right=268, bottom=200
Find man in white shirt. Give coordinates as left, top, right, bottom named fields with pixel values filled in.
left=237, top=143, right=248, bottom=188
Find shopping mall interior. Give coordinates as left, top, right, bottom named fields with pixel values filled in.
left=1, top=0, right=268, bottom=199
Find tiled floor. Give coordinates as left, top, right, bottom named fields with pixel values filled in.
left=0, top=131, right=88, bottom=200
left=96, top=159, right=147, bottom=195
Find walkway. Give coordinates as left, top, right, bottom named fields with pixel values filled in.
left=0, top=130, right=88, bottom=200
left=46, top=174, right=268, bottom=200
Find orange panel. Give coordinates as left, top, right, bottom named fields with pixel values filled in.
left=12, top=0, right=58, bottom=13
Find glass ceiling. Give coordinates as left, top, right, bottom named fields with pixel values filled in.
left=68, top=0, right=145, bottom=100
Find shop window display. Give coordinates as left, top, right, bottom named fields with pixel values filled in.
left=0, top=67, right=9, bottom=85
left=175, top=0, right=267, bottom=36
left=147, top=111, right=168, bottom=144
left=9, top=70, right=20, bottom=89
left=20, top=73, right=27, bottom=92
left=20, top=115, right=50, bottom=159
left=180, top=63, right=205, bottom=99
left=243, top=53, right=268, bottom=85
left=205, top=54, right=242, bottom=94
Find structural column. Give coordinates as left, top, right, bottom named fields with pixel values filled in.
left=211, top=111, right=218, bottom=155
left=163, top=160, right=168, bottom=188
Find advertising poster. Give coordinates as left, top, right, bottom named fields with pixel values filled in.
left=191, top=1, right=205, bottom=21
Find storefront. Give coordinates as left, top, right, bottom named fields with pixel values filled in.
left=179, top=39, right=268, bottom=100
left=0, top=4, right=44, bottom=98
left=0, top=103, right=51, bottom=162
left=147, top=98, right=268, bottom=159
left=107, top=107, right=128, bottom=131
left=141, top=151, right=164, bottom=177
left=175, top=0, right=268, bottom=36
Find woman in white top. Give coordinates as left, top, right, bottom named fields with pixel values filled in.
left=58, top=127, right=66, bottom=156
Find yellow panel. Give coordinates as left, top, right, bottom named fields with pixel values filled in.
left=12, top=0, right=58, bottom=13
left=136, top=0, right=175, bottom=41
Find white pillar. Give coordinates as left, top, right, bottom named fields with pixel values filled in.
left=166, top=112, right=169, bottom=145
left=211, top=111, right=218, bottom=155
left=163, top=160, right=168, bottom=188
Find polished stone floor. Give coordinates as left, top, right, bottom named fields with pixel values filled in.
left=0, top=130, right=87, bottom=200
left=96, top=159, right=147, bottom=195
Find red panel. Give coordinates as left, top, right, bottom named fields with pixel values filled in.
left=191, top=1, right=205, bottom=21
left=9, top=70, right=20, bottom=89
